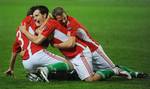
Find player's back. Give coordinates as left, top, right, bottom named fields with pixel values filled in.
left=67, top=16, right=99, bottom=52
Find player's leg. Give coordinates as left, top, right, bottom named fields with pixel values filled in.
left=92, top=45, right=115, bottom=70
left=92, top=45, right=132, bottom=79
left=69, top=52, right=94, bottom=81
left=92, top=45, right=117, bottom=72
left=70, top=47, right=115, bottom=82
left=22, top=57, right=38, bottom=73
left=23, top=49, right=72, bottom=82
left=117, top=65, right=149, bottom=78
left=35, top=50, right=73, bottom=82
left=85, top=67, right=130, bottom=81
left=94, top=69, right=115, bottom=80
left=22, top=55, right=44, bottom=82
left=41, top=50, right=73, bottom=72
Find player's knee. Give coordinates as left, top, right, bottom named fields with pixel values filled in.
left=24, top=65, right=35, bottom=73
left=84, top=73, right=102, bottom=82
left=84, top=76, right=96, bottom=82
left=84, top=77, right=93, bottom=82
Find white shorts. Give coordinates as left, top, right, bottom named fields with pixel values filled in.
left=22, top=49, right=65, bottom=73
left=69, top=47, right=94, bottom=80
left=92, top=45, right=115, bottom=71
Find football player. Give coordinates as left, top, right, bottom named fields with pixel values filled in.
left=51, top=7, right=149, bottom=79
left=5, top=6, right=72, bottom=82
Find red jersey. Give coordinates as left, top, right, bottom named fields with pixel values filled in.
left=66, top=16, right=99, bottom=52
left=41, top=19, right=87, bottom=58
left=12, top=16, right=43, bottom=60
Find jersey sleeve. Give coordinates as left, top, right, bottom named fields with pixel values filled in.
left=70, top=17, right=89, bottom=37
left=41, top=22, right=55, bottom=38
left=21, top=16, right=32, bottom=25
left=70, top=17, right=82, bottom=28
left=68, top=17, right=82, bottom=36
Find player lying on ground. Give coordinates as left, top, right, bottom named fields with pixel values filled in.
left=20, top=5, right=135, bottom=82
left=51, top=7, right=149, bottom=79
left=5, top=6, right=73, bottom=82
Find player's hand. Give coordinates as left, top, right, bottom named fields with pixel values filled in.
left=5, top=68, right=14, bottom=76
left=35, top=28, right=43, bottom=34
left=67, top=31, right=71, bottom=37
left=19, top=23, right=26, bottom=33
left=19, top=50, right=25, bottom=57
left=54, top=44, right=59, bottom=48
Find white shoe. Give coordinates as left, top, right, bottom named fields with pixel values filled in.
left=113, top=67, right=132, bottom=80
left=119, top=70, right=132, bottom=80
left=26, top=73, right=43, bottom=82
left=37, top=67, right=49, bottom=83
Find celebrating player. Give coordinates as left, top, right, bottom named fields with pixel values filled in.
left=51, top=7, right=148, bottom=79
left=5, top=6, right=72, bottom=82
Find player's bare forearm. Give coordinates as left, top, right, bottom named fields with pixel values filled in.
left=19, top=24, right=41, bottom=44
left=5, top=52, right=18, bottom=76
left=22, top=29, right=46, bottom=44
left=9, top=52, right=18, bottom=70
left=19, top=24, right=36, bottom=42
left=23, top=30, right=37, bottom=42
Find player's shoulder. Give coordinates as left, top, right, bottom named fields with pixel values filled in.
left=47, top=18, right=57, bottom=23
left=68, top=16, right=75, bottom=20
left=68, top=16, right=79, bottom=25
left=46, top=18, right=58, bottom=26
left=68, top=16, right=77, bottom=21
left=21, top=15, right=33, bottom=25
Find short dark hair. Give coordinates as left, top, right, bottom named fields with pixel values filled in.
left=26, top=6, right=37, bottom=16
left=30, top=5, right=49, bottom=17
left=52, top=7, right=67, bottom=19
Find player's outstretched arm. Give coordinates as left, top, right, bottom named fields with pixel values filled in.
left=5, top=40, right=21, bottom=76
left=5, top=52, right=18, bottom=76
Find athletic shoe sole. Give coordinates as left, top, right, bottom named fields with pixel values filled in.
left=37, top=68, right=49, bottom=83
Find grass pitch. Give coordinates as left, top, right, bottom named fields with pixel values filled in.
left=0, top=0, right=150, bottom=89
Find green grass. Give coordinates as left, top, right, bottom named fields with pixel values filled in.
left=0, top=0, right=150, bottom=89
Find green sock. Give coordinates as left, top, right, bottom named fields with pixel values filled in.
left=96, top=69, right=115, bottom=80
left=45, top=62, right=71, bottom=73
left=118, top=65, right=138, bottom=78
